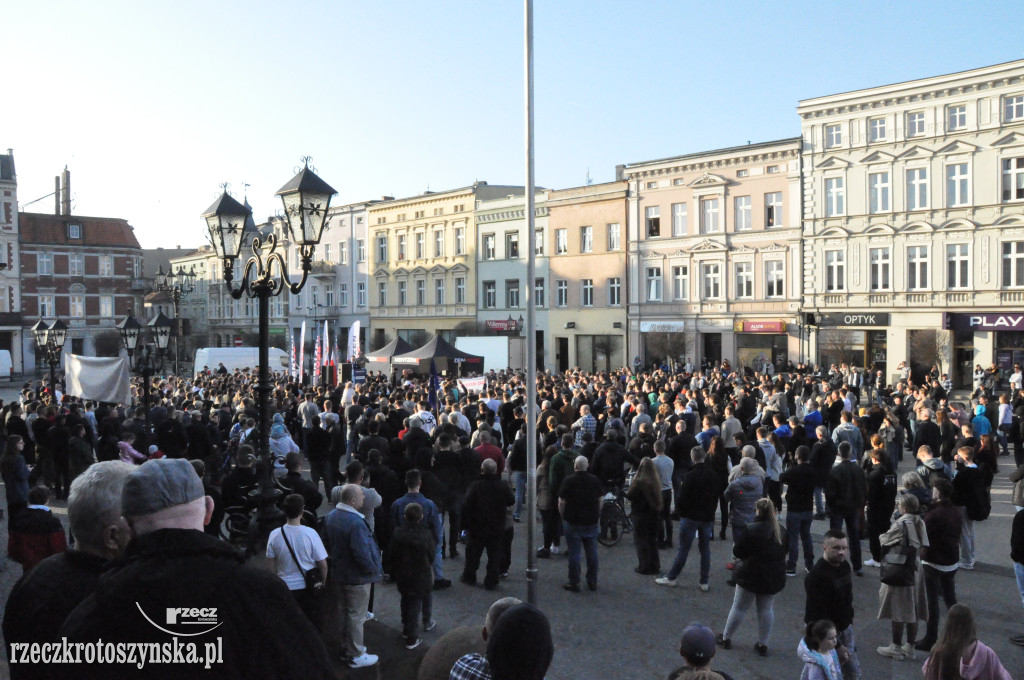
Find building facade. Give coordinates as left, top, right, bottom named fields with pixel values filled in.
left=546, top=181, right=628, bottom=373
left=0, top=150, right=23, bottom=373
left=367, top=182, right=524, bottom=351
left=800, top=59, right=1024, bottom=387
left=621, top=138, right=803, bottom=372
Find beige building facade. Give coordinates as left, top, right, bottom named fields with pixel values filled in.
left=622, top=138, right=803, bottom=372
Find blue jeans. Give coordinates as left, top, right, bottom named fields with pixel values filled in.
left=1015, top=562, right=1024, bottom=610
left=828, top=511, right=862, bottom=570
left=564, top=523, right=599, bottom=587
left=786, top=510, right=814, bottom=570
left=666, top=518, right=712, bottom=584
left=837, top=625, right=861, bottom=680
left=513, top=471, right=527, bottom=518
left=813, top=487, right=825, bottom=515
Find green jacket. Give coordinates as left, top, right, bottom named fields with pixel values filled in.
left=549, top=448, right=577, bottom=501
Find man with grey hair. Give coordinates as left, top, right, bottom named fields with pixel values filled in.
left=4, top=462, right=133, bottom=679
left=558, top=455, right=603, bottom=592
left=59, top=458, right=335, bottom=678
left=461, top=458, right=514, bottom=590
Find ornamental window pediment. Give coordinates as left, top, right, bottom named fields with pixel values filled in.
left=934, top=140, right=978, bottom=155
left=896, top=145, right=934, bottom=160
left=815, top=156, right=851, bottom=170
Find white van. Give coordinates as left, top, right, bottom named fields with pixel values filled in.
left=193, top=347, right=289, bottom=376
left=0, top=350, right=11, bottom=380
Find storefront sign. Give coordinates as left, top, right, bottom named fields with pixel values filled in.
left=945, top=313, right=1024, bottom=331
left=640, top=321, right=688, bottom=332
left=485, top=319, right=519, bottom=332
left=735, top=320, right=785, bottom=333
left=816, top=313, right=890, bottom=327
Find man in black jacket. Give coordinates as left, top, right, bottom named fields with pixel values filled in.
left=951, top=445, right=991, bottom=570
left=780, top=445, right=817, bottom=574
left=656, top=446, right=720, bottom=591
left=916, top=478, right=962, bottom=652
left=460, top=459, right=514, bottom=590
left=808, top=426, right=836, bottom=519
left=558, top=456, right=604, bottom=593
left=912, top=409, right=942, bottom=460
left=825, top=442, right=865, bottom=574
left=805, top=530, right=861, bottom=680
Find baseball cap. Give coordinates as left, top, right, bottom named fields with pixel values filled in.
left=121, top=458, right=204, bottom=517
left=679, top=623, right=716, bottom=665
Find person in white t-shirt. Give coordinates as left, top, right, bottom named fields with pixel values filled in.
left=267, top=493, right=329, bottom=628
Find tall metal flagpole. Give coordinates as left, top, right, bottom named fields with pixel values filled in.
left=524, top=0, right=539, bottom=606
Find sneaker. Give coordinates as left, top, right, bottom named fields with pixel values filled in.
left=813, top=513, right=826, bottom=520
left=550, top=546, right=561, bottom=555
left=536, top=547, right=551, bottom=559
left=499, top=572, right=509, bottom=579
left=563, top=582, right=580, bottom=593
left=699, top=583, right=709, bottom=592
left=785, top=567, right=797, bottom=576
left=513, top=514, right=521, bottom=522
left=803, top=566, right=811, bottom=575
left=876, top=643, right=905, bottom=660
left=349, top=653, right=379, bottom=668
left=423, top=619, right=437, bottom=632
left=655, top=576, right=678, bottom=587
left=855, top=570, right=864, bottom=577
left=405, top=638, right=422, bottom=650
left=754, top=643, right=769, bottom=657
left=959, top=562, right=975, bottom=570
left=365, top=611, right=375, bottom=621
left=715, top=633, right=731, bottom=649
left=902, top=642, right=917, bottom=660
left=433, top=578, right=452, bottom=590
left=863, top=559, right=881, bottom=567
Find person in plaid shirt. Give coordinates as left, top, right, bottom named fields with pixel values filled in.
left=571, top=404, right=597, bottom=449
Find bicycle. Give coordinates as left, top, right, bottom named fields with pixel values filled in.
left=598, top=484, right=634, bottom=547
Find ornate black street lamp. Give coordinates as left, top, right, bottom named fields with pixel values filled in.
left=154, top=264, right=196, bottom=376
left=118, top=312, right=173, bottom=451
left=32, top=318, right=67, bottom=400
left=204, top=158, right=336, bottom=545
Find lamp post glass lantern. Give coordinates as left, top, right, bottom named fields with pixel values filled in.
left=155, top=263, right=196, bottom=376
left=32, top=318, right=66, bottom=400
left=118, top=313, right=170, bottom=452
left=204, top=158, right=336, bottom=546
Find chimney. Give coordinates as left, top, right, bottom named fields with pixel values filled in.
left=55, top=176, right=61, bottom=215
left=61, top=166, right=71, bottom=215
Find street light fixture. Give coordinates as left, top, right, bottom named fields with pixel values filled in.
left=155, top=263, right=197, bottom=376
left=204, top=158, right=336, bottom=546
left=32, top=318, right=67, bottom=401
left=118, top=312, right=173, bottom=452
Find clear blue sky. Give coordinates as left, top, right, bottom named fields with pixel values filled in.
left=5, top=0, right=1024, bottom=249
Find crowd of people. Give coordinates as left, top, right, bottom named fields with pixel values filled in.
left=0, top=356, right=1022, bottom=679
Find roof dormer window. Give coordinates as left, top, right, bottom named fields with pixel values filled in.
left=68, top=223, right=81, bottom=239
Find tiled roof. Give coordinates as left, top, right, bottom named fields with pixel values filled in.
left=19, top=212, right=142, bottom=248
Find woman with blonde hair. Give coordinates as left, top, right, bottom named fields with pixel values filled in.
left=626, top=457, right=663, bottom=575
left=715, top=497, right=788, bottom=656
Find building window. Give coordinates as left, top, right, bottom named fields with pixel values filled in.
left=535, top=278, right=545, bottom=307
left=397, top=234, right=407, bottom=260
left=556, top=280, right=568, bottom=307
left=766, top=165, right=779, bottom=174
left=455, top=277, right=466, bottom=304
left=908, top=245, right=929, bottom=290
left=506, top=280, right=520, bottom=308
left=455, top=227, right=466, bottom=255
left=482, top=234, right=496, bottom=260
left=825, top=178, right=844, bottom=216
left=1002, top=158, right=1024, bottom=202
left=700, top=197, right=720, bottom=233
left=415, top=280, right=425, bottom=306
left=607, top=223, right=620, bottom=251
left=646, top=267, right=662, bottom=302
left=534, top=229, right=544, bottom=255
left=907, top=168, right=929, bottom=210
left=764, top=192, right=783, bottom=228
left=671, top=265, right=689, bottom=300
left=39, top=294, right=54, bottom=317
left=414, top=233, right=425, bottom=259
left=99, top=295, right=114, bottom=318
left=765, top=260, right=785, bottom=298
left=323, top=243, right=332, bottom=262
left=483, top=281, right=496, bottom=309
left=580, top=279, right=593, bottom=307
left=608, top=277, right=621, bottom=305
left=506, top=232, right=520, bottom=258
left=99, top=254, right=113, bottom=277
left=734, top=196, right=751, bottom=231
left=397, top=281, right=407, bottom=306
left=377, top=282, right=387, bottom=307
left=702, top=263, right=721, bottom=300
left=869, top=117, right=886, bottom=142
left=70, top=293, right=85, bottom=317
left=434, top=279, right=445, bottom=305
left=339, top=242, right=348, bottom=264
left=947, top=243, right=970, bottom=289
left=580, top=226, right=593, bottom=253
left=825, top=250, right=845, bottom=292
left=671, top=203, right=688, bottom=236
left=69, top=253, right=84, bottom=277
left=825, top=124, right=842, bottom=148
left=735, top=262, right=753, bottom=299
left=906, top=111, right=925, bottom=137
left=645, top=206, right=661, bottom=237
left=326, top=283, right=334, bottom=306
left=870, top=247, right=891, bottom=291
left=869, top=172, right=890, bottom=213
left=946, top=163, right=970, bottom=207
left=357, top=282, right=366, bottom=307
left=340, top=283, right=349, bottom=307
left=1005, top=94, right=1024, bottom=122
left=433, top=230, right=444, bottom=257
left=68, top=224, right=81, bottom=239
left=376, top=236, right=388, bottom=263
left=1003, top=241, right=1024, bottom=287
left=555, top=229, right=567, bottom=254
left=947, top=105, right=966, bottom=131
left=356, top=239, right=365, bottom=262
left=38, top=252, right=53, bottom=275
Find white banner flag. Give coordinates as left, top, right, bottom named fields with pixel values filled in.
left=461, top=376, right=487, bottom=395
left=65, top=354, right=131, bottom=405
left=347, top=320, right=361, bottom=362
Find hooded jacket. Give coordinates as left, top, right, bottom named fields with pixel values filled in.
left=726, top=473, right=763, bottom=526
left=797, top=638, right=841, bottom=680
left=921, top=640, right=1012, bottom=680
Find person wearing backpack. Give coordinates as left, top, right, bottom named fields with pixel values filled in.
left=951, top=446, right=991, bottom=571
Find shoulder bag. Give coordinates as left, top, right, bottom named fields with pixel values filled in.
left=879, top=527, right=917, bottom=587
left=281, top=525, right=325, bottom=593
